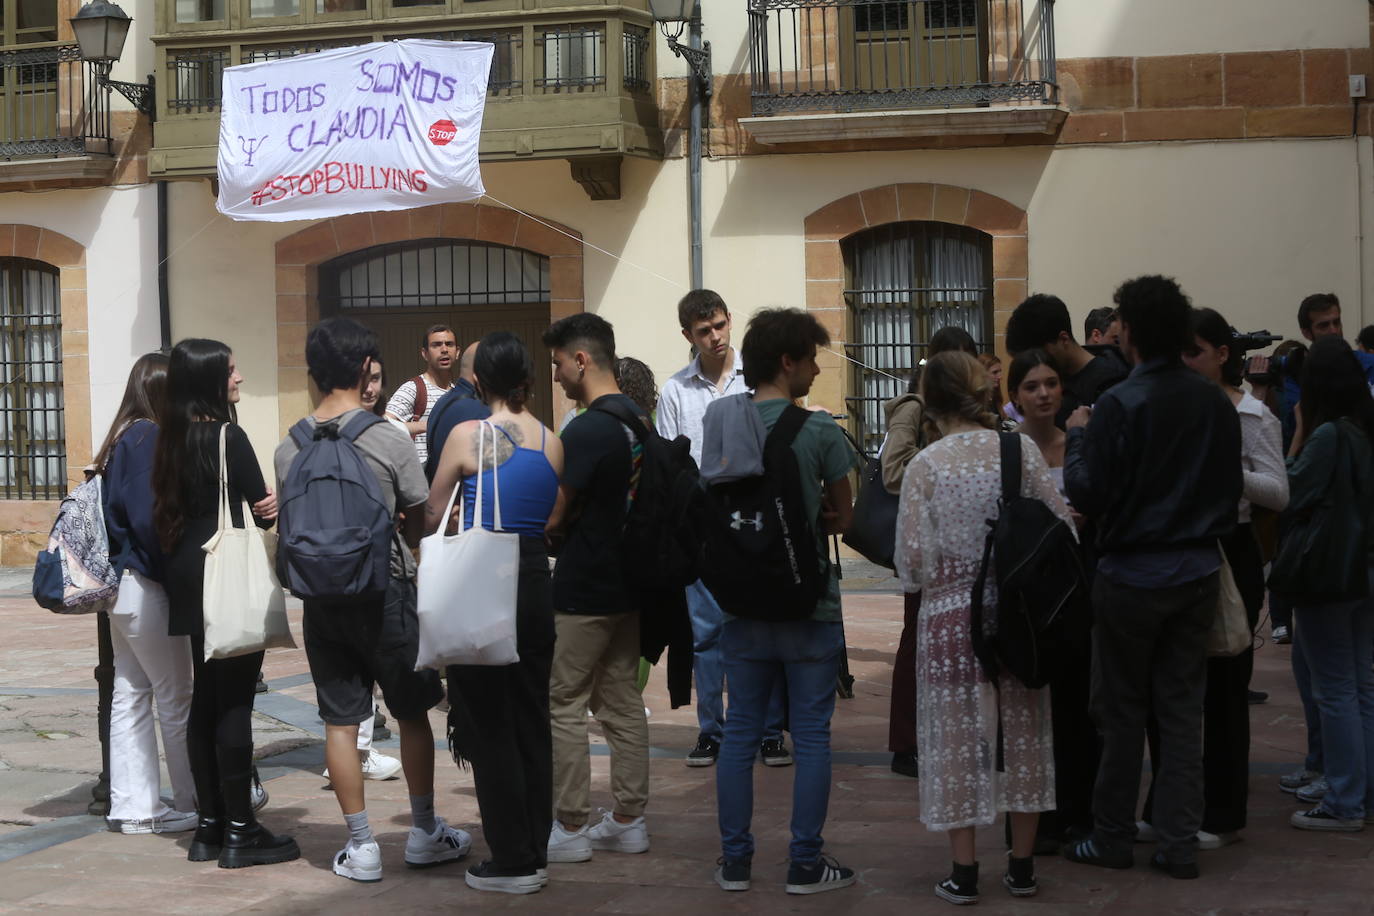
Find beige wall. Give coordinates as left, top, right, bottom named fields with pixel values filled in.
left=673, top=0, right=1369, bottom=80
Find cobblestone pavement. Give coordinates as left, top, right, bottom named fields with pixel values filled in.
left=0, top=564, right=1370, bottom=914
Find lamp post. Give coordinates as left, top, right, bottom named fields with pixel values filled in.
left=70, top=0, right=156, bottom=119
left=649, top=0, right=711, bottom=290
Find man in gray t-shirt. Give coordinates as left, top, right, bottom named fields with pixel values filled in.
left=276, top=317, right=470, bottom=885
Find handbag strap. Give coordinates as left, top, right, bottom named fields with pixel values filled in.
left=216, top=423, right=231, bottom=531
left=436, top=420, right=506, bottom=535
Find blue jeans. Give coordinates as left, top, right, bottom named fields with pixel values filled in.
left=687, top=580, right=784, bottom=742
left=1296, top=576, right=1374, bottom=820
left=716, top=618, right=842, bottom=864
left=1290, top=619, right=1324, bottom=773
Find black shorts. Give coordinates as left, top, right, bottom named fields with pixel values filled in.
left=303, top=577, right=444, bottom=726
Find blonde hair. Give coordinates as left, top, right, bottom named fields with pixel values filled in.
left=921, top=351, right=998, bottom=430
left=977, top=352, right=1003, bottom=412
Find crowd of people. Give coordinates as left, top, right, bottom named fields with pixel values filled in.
left=82, top=276, right=1374, bottom=902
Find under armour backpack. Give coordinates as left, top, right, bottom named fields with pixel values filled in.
left=970, top=432, right=1091, bottom=689
left=33, top=475, right=120, bottom=614
left=699, top=404, right=828, bottom=622
left=277, top=411, right=393, bottom=601
left=590, top=397, right=702, bottom=591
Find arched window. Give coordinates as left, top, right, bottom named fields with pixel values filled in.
left=843, top=221, right=992, bottom=455
left=319, top=239, right=553, bottom=425
left=0, top=257, right=63, bottom=498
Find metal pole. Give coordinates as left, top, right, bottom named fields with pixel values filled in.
left=157, top=180, right=171, bottom=350
left=688, top=14, right=704, bottom=290
left=89, top=610, right=114, bottom=816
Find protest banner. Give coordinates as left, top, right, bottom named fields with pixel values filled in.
left=216, top=39, right=493, bottom=222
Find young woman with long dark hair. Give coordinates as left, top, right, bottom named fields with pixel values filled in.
left=100, top=353, right=198, bottom=835
left=1284, top=336, right=1374, bottom=831
left=425, top=331, right=563, bottom=894
left=1134, top=308, right=1288, bottom=848
left=153, top=339, right=298, bottom=868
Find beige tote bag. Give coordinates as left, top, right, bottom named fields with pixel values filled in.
left=416, top=421, right=520, bottom=669
left=202, top=424, right=295, bottom=661
left=1207, top=544, right=1251, bottom=657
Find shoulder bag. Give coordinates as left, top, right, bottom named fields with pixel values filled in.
left=842, top=433, right=899, bottom=570
left=202, top=424, right=294, bottom=661
left=1207, top=544, right=1251, bottom=657
left=416, top=420, right=520, bottom=668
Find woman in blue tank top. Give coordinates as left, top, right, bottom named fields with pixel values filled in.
left=423, top=331, right=563, bottom=894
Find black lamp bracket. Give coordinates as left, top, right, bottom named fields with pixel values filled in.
left=97, top=63, right=156, bottom=119
left=663, top=34, right=712, bottom=98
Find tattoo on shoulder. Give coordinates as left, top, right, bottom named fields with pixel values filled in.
left=471, top=422, right=521, bottom=469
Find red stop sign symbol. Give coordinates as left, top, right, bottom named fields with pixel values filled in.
left=428, top=119, right=457, bottom=146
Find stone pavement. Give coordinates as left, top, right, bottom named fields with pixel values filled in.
left=0, top=564, right=1371, bottom=914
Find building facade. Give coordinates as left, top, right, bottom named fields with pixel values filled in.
left=0, top=0, right=1369, bottom=555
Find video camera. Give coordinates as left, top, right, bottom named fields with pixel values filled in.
left=1235, top=329, right=1301, bottom=387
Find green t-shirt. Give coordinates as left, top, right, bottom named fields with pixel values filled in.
left=753, top=399, right=859, bottom=622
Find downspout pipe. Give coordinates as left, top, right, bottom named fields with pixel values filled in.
left=688, top=16, right=704, bottom=290
left=157, top=179, right=170, bottom=350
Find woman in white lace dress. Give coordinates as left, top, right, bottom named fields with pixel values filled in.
left=895, top=352, right=1072, bottom=905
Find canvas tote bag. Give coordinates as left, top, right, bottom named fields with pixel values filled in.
left=202, top=424, right=294, bottom=661
left=1207, top=543, right=1251, bottom=657
left=416, top=420, right=520, bottom=668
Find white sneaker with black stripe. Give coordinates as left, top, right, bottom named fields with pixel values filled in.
left=333, top=840, right=383, bottom=882
left=404, top=817, right=472, bottom=867
left=785, top=854, right=856, bottom=894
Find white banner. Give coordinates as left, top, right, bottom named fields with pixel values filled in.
left=216, top=40, right=492, bottom=222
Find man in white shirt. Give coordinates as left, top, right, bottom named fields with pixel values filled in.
left=657, top=290, right=791, bottom=768
left=385, top=324, right=456, bottom=465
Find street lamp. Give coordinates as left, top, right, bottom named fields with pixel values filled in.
left=650, top=0, right=711, bottom=289
left=70, top=0, right=156, bottom=118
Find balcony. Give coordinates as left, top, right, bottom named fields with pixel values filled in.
left=742, top=0, right=1064, bottom=145
left=0, top=44, right=115, bottom=183
left=149, top=2, right=662, bottom=198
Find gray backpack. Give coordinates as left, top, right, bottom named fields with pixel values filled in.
left=277, top=412, right=393, bottom=601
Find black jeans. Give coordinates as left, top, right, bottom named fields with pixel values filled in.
left=1090, top=571, right=1218, bottom=863
left=1143, top=526, right=1264, bottom=835
left=446, top=537, right=556, bottom=871
left=187, top=634, right=263, bottom=822
left=887, top=592, right=919, bottom=755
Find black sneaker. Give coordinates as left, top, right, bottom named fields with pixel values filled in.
left=714, top=857, right=751, bottom=892
left=785, top=854, right=855, bottom=894
left=1149, top=852, right=1199, bottom=879
left=935, top=861, right=979, bottom=905
left=1290, top=805, right=1363, bottom=832
left=465, top=861, right=542, bottom=895
left=760, top=738, right=793, bottom=767
left=255, top=672, right=268, bottom=694
left=1061, top=836, right=1133, bottom=870
left=891, top=752, right=918, bottom=778
left=686, top=736, right=720, bottom=767
left=1248, top=689, right=1269, bottom=705
left=1003, top=853, right=1037, bottom=897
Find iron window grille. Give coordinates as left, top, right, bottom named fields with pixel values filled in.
left=321, top=239, right=550, bottom=310
left=623, top=24, right=650, bottom=91
left=843, top=221, right=992, bottom=457
left=537, top=26, right=605, bottom=91
left=0, top=258, right=64, bottom=499
left=396, top=30, right=523, bottom=96
left=169, top=48, right=227, bottom=113
left=0, top=43, right=112, bottom=159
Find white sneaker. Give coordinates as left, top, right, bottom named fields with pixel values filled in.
left=1134, top=820, right=1158, bottom=843
left=333, top=840, right=383, bottom=882
left=546, top=822, right=593, bottom=863
left=116, top=809, right=198, bottom=835
left=251, top=773, right=269, bottom=812
left=404, top=817, right=472, bottom=868
left=585, top=809, right=649, bottom=854
left=360, top=749, right=402, bottom=781
left=1197, top=829, right=1240, bottom=850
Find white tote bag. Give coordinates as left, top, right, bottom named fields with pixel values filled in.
left=202, top=424, right=295, bottom=661
left=416, top=421, right=520, bottom=669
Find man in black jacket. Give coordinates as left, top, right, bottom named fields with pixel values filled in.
left=1006, top=294, right=1130, bottom=427
left=1062, top=276, right=1242, bottom=879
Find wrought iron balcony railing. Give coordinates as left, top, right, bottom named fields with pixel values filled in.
left=747, top=0, right=1057, bottom=116
left=0, top=44, right=113, bottom=160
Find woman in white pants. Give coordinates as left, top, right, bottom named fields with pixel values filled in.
left=99, top=353, right=197, bottom=834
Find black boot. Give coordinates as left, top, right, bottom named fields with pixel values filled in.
left=188, top=814, right=224, bottom=862
left=935, top=861, right=979, bottom=906
left=219, top=820, right=301, bottom=869
left=1004, top=853, right=1037, bottom=897
left=216, top=745, right=300, bottom=869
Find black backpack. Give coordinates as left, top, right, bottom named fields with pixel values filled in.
left=700, top=404, right=828, bottom=622
left=970, top=432, right=1090, bottom=689
left=277, top=412, right=394, bottom=601
left=590, top=397, right=702, bottom=591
